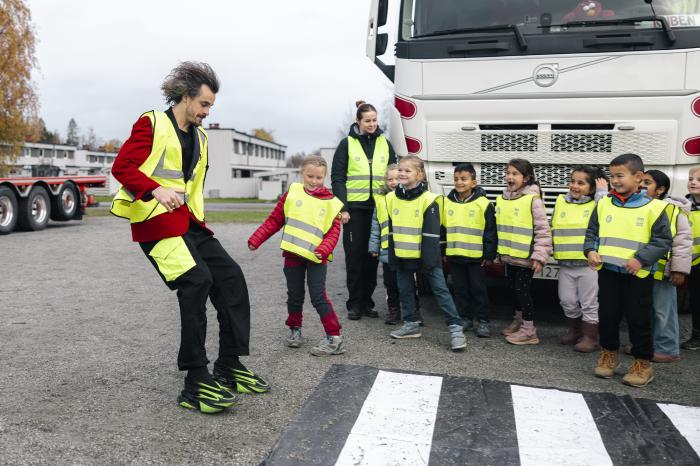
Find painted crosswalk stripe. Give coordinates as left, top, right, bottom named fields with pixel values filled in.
left=658, top=403, right=700, bottom=458
left=511, top=385, right=613, bottom=466
left=335, top=370, right=443, bottom=466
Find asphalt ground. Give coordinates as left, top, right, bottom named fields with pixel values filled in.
left=1, top=217, right=698, bottom=465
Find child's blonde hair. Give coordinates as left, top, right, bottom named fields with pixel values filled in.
left=399, top=155, right=426, bottom=181
left=689, top=165, right=700, bottom=177
left=300, top=154, right=327, bottom=172
left=375, top=163, right=399, bottom=195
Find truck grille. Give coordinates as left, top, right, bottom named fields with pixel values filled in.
left=481, top=134, right=537, bottom=152
left=479, top=163, right=610, bottom=188
left=551, top=134, right=612, bottom=153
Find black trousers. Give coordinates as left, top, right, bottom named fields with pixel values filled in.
left=382, top=262, right=400, bottom=310
left=598, top=268, right=654, bottom=360
left=140, top=223, right=250, bottom=371
left=451, top=261, right=491, bottom=322
left=506, top=264, right=535, bottom=321
left=690, top=265, right=700, bottom=334
left=343, top=208, right=378, bottom=311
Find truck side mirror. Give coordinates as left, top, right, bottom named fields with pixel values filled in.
left=378, top=0, right=388, bottom=27
left=376, top=33, right=389, bottom=56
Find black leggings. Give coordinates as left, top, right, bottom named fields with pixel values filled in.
left=690, top=265, right=700, bottom=334
left=506, top=264, right=535, bottom=321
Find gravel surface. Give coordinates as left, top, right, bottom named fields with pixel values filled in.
left=1, top=217, right=697, bottom=465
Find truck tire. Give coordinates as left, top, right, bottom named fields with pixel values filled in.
left=18, top=186, right=51, bottom=231
left=0, top=186, right=18, bottom=235
left=51, top=182, right=78, bottom=221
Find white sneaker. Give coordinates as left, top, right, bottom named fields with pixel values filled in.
left=286, top=327, right=303, bottom=348
left=310, top=335, right=346, bottom=356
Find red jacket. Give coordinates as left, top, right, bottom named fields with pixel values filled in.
left=248, top=186, right=341, bottom=267
left=111, top=115, right=211, bottom=242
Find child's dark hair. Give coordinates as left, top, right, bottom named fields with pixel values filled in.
left=610, top=153, right=644, bottom=174
left=507, top=158, right=537, bottom=186
left=454, top=163, right=477, bottom=180
left=355, top=100, right=377, bottom=120
left=645, top=169, right=670, bottom=199
left=571, top=165, right=607, bottom=196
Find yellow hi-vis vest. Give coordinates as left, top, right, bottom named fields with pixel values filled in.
left=596, top=196, right=667, bottom=278
left=386, top=190, right=440, bottom=259
left=345, top=135, right=390, bottom=202
left=654, top=203, right=682, bottom=280
left=373, top=193, right=390, bottom=250
left=551, top=195, right=595, bottom=261
left=111, top=111, right=207, bottom=223
left=280, top=183, right=343, bottom=264
left=442, top=196, right=491, bottom=259
left=690, top=209, right=700, bottom=266
left=496, top=194, right=535, bottom=259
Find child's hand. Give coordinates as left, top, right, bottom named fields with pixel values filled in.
left=341, top=212, right=351, bottom=224
left=314, top=251, right=323, bottom=260
left=624, top=258, right=642, bottom=275
left=587, top=251, right=602, bottom=269
left=595, top=177, right=609, bottom=191
left=532, top=260, right=543, bottom=274
left=481, top=259, right=494, bottom=267
left=248, top=244, right=257, bottom=251
left=371, top=252, right=379, bottom=257
left=671, top=272, right=686, bottom=287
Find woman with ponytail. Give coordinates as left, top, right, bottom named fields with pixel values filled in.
left=331, top=100, right=397, bottom=320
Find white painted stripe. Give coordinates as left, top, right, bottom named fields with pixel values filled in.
left=658, top=403, right=700, bottom=457
left=511, top=385, right=612, bottom=466
left=335, top=370, right=443, bottom=466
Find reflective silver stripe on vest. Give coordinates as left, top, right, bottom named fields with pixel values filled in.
left=601, top=255, right=653, bottom=271
left=152, top=148, right=185, bottom=179
left=380, top=235, right=389, bottom=243
left=281, top=232, right=316, bottom=252
left=393, top=226, right=422, bottom=235
left=497, top=225, right=533, bottom=236
left=553, top=228, right=588, bottom=237
left=446, top=226, right=483, bottom=236
left=694, top=238, right=700, bottom=245
left=600, top=237, right=643, bottom=250
left=553, top=244, right=583, bottom=252
left=346, top=188, right=371, bottom=194
left=347, top=175, right=372, bottom=181
left=422, top=233, right=439, bottom=238
left=498, top=239, right=531, bottom=252
left=446, top=241, right=483, bottom=251
left=286, top=217, right=324, bottom=240
left=393, top=241, right=421, bottom=251
left=380, top=221, right=389, bottom=229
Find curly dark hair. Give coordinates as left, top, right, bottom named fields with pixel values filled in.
left=161, top=62, right=220, bottom=106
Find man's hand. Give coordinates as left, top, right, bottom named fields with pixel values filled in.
left=152, top=186, right=185, bottom=213
left=341, top=212, right=351, bottom=224
left=624, top=258, right=643, bottom=275
left=587, top=251, right=602, bottom=269
left=532, top=260, right=543, bottom=274
left=671, top=271, right=686, bottom=287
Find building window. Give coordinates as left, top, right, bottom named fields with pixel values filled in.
left=247, top=143, right=253, bottom=155
left=234, top=140, right=241, bottom=154
left=68, top=152, right=74, bottom=159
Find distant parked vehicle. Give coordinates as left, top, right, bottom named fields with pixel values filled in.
left=0, top=175, right=106, bottom=234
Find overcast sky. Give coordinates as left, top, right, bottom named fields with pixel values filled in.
left=27, top=0, right=397, bottom=154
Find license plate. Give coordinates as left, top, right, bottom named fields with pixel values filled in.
left=535, top=264, right=560, bottom=280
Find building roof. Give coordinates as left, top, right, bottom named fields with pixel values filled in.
left=206, top=124, right=287, bottom=149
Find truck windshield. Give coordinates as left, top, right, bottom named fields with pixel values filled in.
left=402, top=0, right=700, bottom=39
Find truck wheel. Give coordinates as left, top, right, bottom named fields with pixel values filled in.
left=18, top=186, right=51, bottom=231
left=51, top=182, right=78, bottom=221
left=0, top=186, right=18, bottom=235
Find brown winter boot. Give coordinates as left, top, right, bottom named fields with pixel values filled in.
left=501, top=311, right=523, bottom=336
left=594, top=349, right=620, bottom=379
left=574, top=321, right=600, bottom=353
left=622, top=359, right=655, bottom=387
left=560, top=317, right=582, bottom=345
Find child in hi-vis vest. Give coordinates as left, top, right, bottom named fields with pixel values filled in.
left=386, top=156, right=467, bottom=352
left=681, top=164, right=700, bottom=351
left=248, top=155, right=345, bottom=356
left=552, top=165, right=608, bottom=353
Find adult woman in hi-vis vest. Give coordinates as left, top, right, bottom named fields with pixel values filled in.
left=331, top=101, right=397, bottom=320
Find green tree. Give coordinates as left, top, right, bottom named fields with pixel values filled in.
left=0, top=0, right=39, bottom=175
left=66, top=118, right=80, bottom=146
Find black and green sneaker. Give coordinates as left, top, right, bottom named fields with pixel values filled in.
left=178, top=378, right=238, bottom=414
left=213, top=364, right=270, bottom=394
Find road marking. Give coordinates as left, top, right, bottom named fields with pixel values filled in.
left=335, top=370, right=443, bottom=466
left=658, top=403, right=700, bottom=457
left=511, top=385, right=613, bottom=466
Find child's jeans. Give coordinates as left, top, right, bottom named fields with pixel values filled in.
left=653, top=279, right=680, bottom=356
left=396, top=266, right=463, bottom=327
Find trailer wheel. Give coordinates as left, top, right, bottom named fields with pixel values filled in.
left=0, top=186, right=18, bottom=235
left=18, top=186, right=51, bottom=231
left=51, top=182, right=78, bottom=221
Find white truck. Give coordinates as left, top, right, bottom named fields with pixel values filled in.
left=366, top=0, right=700, bottom=279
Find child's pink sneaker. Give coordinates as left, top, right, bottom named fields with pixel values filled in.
left=505, top=321, right=540, bottom=345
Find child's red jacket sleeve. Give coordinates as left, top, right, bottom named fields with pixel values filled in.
left=248, top=193, right=287, bottom=249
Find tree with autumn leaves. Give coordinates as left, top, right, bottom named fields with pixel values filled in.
left=0, top=0, right=39, bottom=176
